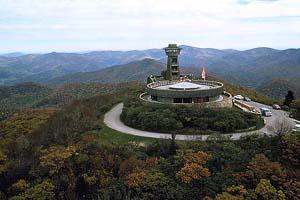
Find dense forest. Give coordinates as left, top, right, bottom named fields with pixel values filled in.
left=0, top=82, right=141, bottom=120
left=0, top=82, right=299, bottom=199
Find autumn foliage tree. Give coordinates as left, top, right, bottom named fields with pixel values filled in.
left=39, top=145, right=76, bottom=176
left=255, top=179, right=286, bottom=200
left=216, top=179, right=286, bottom=200
left=10, top=180, right=55, bottom=200
left=176, top=151, right=210, bottom=184
left=119, top=157, right=159, bottom=178
left=120, top=157, right=162, bottom=189
left=281, top=135, right=300, bottom=168
left=235, top=154, right=287, bottom=188
left=216, top=185, right=247, bottom=200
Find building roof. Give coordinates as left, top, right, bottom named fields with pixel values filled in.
left=168, top=81, right=209, bottom=90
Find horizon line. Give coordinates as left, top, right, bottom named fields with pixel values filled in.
left=1, top=45, right=299, bottom=55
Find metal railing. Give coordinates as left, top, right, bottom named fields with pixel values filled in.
left=147, top=79, right=223, bottom=89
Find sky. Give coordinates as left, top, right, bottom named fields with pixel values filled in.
left=0, top=0, right=300, bottom=53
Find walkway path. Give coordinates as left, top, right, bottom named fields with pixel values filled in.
left=104, top=102, right=295, bottom=141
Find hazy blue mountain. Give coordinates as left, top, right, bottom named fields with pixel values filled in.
left=0, top=49, right=165, bottom=85
left=0, top=45, right=235, bottom=84
left=173, top=45, right=233, bottom=67
left=46, top=59, right=204, bottom=86
left=215, top=49, right=300, bottom=88
left=224, top=47, right=279, bottom=61
left=0, top=52, right=25, bottom=57
left=46, top=59, right=165, bottom=86
left=1, top=45, right=300, bottom=98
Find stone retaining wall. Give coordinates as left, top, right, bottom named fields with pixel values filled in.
left=146, top=80, right=224, bottom=99
left=139, top=92, right=233, bottom=108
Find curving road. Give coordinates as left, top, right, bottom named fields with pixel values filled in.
left=242, top=100, right=296, bottom=133
left=103, top=102, right=296, bottom=141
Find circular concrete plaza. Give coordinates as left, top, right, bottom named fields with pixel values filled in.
left=160, top=81, right=210, bottom=90
left=141, top=80, right=232, bottom=107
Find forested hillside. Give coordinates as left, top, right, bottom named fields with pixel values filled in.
left=258, top=78, right=300, bottom=99
left=0, top=82, right=299, bottom=199
left=0, top=81, right=142, bottom=120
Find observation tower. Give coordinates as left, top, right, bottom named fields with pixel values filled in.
left=141, top=44, right=233, bottom=108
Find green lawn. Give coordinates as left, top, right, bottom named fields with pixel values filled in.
left=97, top=125, right=213, bottom=148
left=97, top=126, right=159, bottom=145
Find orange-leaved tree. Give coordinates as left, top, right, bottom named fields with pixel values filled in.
left=235, top=154, right=286, bottom=188
left=176, top=151, right=210, bottom=184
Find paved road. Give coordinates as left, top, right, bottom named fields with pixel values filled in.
left=103, top=102, right=296, bottom=141
left=241, top=100, right=296, bottom=134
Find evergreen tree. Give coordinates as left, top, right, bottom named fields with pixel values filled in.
left=169, top=133, right=177, bottom=156
left=284, top=90, right=295, bottom=107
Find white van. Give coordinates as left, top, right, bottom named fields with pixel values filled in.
left=260, top=107, right=272, bottom=117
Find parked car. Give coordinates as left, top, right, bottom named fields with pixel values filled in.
left=234, top=95, right=244, bottom=100
left=260, top=107, right=272, bottom=117
left=272, top=104, right=281, bottom=110
left=244, top=97, right=251, bottom=102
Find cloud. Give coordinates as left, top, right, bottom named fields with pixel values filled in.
left=241, top=15, right=300, bottom=23
left=237, top=0, right=280, bottom=5
left=0, top=0, right=299, bottom=52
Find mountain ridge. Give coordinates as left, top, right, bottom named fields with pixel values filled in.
left=1, top=45, right=299, bottom=98
left=46, top=59, right=166, bottom=86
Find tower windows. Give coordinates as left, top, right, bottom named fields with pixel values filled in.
left=172, top=57, right=178, bottom=63
left=172, top=66, right=178, bottom=70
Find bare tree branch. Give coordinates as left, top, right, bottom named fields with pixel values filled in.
left=267, top=118, right=293, bottom=137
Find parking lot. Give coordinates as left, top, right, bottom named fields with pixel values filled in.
left=240, top=100, right=296, bottom=135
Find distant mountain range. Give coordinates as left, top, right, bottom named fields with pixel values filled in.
left=0, top=49, right=164, bottom=85
left=0, top=45, right=299, bottom=98
left=46, top=59, right=201, bottom=86
left=46, top=59, right=165, bottom=86
left=0, top=52, right=25, bottom=57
